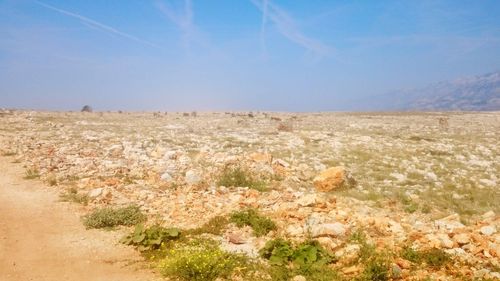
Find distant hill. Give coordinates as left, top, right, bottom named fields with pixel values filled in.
left=362, top=71, right=500, bottom=111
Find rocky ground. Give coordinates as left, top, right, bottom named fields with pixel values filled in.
left=0, top=110, right=498, bottom=280
left=0, top=155, right=159, bottom=281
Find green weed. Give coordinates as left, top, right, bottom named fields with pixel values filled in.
left=121, top=224, right=180, bottom=251
left=259, top=238, right=338, bottom=281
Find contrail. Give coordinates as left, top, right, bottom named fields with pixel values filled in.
left=251, top=0, right=333, bottom=57
left=155, top=0, right=195, bottom=51
left=260, top=0, right=269, bottom=56
left=35, top=1, right=159, bottom=48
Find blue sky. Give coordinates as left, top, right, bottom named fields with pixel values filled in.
left=1, top=0, right=499, bottom=111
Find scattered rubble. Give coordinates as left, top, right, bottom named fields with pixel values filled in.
left=0, top=110, right=498, bottom=280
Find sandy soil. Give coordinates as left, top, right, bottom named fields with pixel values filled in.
left=0, top=157, right=159, bottom=281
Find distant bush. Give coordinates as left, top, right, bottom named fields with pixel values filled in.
left=81, top=105, right=93, bottom=112
left=83, top=205, right=146, bottom=229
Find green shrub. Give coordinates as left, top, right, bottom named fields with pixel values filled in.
left=349, top=229, right=368, bottom=244
left=230, top=208, right=276, bottom=237
left=60, top=187, right=89, bottom=205
left=358, top=241, right=377, bottom=262
left=83, top=205, right=146, bottom=229
left=401, top=245, right=420, bottom=263
left=186, top=215, right=229, bottom=236
left=217, top=166, right=267, bottom=191
left=158, top=238, right=246, bottom=281
left=121, top=224, right=181, bottom=251
left=360, top=254, right=390, bottom=281
left=348, top=230, right=391, bottom=281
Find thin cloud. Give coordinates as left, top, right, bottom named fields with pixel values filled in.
left=155, top=0, right=199, bottom=51
left=251, top=0, right=333, bottom=57
left=35, top=1, right=159, bottom=48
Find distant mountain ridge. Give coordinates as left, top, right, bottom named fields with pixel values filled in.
left=365, top=71, right=500, bottom=111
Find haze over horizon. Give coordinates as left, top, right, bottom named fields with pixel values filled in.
left=1, top=0, right=499, bottom=111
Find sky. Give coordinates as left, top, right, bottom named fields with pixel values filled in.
left=0, top=0, right=499, bottom=111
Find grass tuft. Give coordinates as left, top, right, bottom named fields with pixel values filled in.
left=186, top=215, right=229, bottom=236
left=217, top=166, right=267, bottom=191
left=420, top=248, right=450, bottom=268
left=400, top=245, right=450, bottom=268
left=60, top=187, right=89, bottom=205
left=24, top=168, right=40, bottom=179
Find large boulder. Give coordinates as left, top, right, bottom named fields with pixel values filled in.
left=311, top=222, right=346, bottom=238
left=88, top=188, right=103, bottom=198
left=313, top=166, right=355, bottom=192
left=249, top=152, right=272, bottom=164
left=185, top=169, right=202, bottom=185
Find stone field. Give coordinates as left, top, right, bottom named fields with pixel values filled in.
left=0, top=110, right=499, bottom=280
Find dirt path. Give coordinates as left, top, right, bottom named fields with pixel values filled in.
left=0, top=157, right=159, bottom=281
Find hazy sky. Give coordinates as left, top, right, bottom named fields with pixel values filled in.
left=1, top=0, right=499, bottom=111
